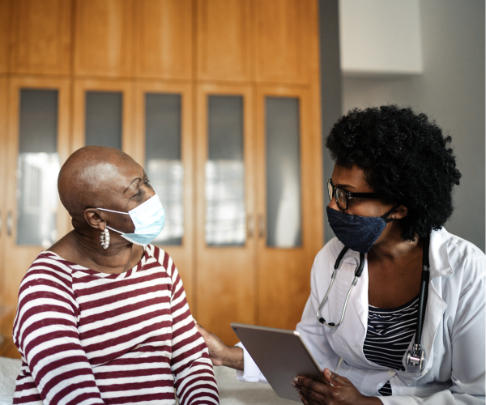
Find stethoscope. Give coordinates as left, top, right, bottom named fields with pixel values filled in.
left=316, top=235, right=430, bottom=372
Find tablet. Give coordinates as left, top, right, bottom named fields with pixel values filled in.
left=231, top=323, right=324, bottom=402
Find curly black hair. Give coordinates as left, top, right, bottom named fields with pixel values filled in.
left=326, top=105, right=462, bottom=241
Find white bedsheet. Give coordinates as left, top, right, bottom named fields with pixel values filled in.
left=0, top=358, right=295, bottom=404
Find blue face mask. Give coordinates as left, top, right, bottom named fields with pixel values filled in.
left=98, top=194, right=165, bottom=246
left=326, top=206, right=395, bottom=253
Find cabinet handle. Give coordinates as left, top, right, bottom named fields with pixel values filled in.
left=7, top=211, right=12, bottom=236
left=247, top=214, right=255, bottom=238
left=0, top=211, right=2, bottom=236
left=258, top=214, right=265, bottom=238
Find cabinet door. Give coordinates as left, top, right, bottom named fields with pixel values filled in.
left=195, top=84, right=257, bottom=345
left=134, top=81, right=194, bottom=307
left=253, top=0, right=317, bottom=84
left=134, top=0, right=192, bottom=80
left=72, top=79, right=133, bottom=152
left=255, top=85, right=323, bottom=330
left=0, top=76, right=7, bottom=307
left=9, top=0, right=72, bottom=75
left=196, top=0, right=252, bottom=82
left=3, top=77, right=71, bottom=309
left=74, top=0, right=134, bottom=77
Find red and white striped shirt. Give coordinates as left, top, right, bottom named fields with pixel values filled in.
left=12, top=245, right=219, bottom=405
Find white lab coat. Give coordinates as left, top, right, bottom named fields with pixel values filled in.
left=237, top=228, right=485, bottom=404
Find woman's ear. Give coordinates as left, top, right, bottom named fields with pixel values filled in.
left=84, top=209, right=106, bottom=230
left=392, top=205, right=408, bottom=220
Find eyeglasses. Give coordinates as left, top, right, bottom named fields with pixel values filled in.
left=327, top=179, right=382, bottom=210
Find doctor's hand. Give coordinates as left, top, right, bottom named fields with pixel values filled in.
left=196, top=322, right=244, bottom=370
left=293, top=368, right=381, bottom=405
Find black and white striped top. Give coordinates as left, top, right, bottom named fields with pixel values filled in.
left=363, top=294, right=419, bottom=396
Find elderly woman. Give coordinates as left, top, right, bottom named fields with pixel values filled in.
left=198, top=106, right=485, bottom=404
left=13, top=146, right=219, bottom=405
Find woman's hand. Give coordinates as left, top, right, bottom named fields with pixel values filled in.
left=196, top=322, right=244, bottom=370
left=293, top=368, right=382, bottom=405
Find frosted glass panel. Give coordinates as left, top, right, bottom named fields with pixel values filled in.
left=16, top=89, right=60, bottom=248
left=265, top=97, right=302, bottom=248
left=205, top=96, right=246, bottom=246
left=145, top=93, right=183, bottom=245
left=85, top=91, right=122, bottom=149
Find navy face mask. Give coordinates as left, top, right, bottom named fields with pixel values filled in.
left=326, top=206, right=395, bottom=253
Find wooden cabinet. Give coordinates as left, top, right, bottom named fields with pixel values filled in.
left=2, top=77, right=71, bottom=309
left=134, top=0, right=193, bottom=80
left=0, top=0, right=323, bottom=353
left=9, top=0, right=72, bottom=75
left=196, top=0, right=252, bottom=82
left=74, top=0, right=134, bottom=78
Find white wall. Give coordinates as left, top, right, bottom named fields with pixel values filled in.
left=341, top=0, right=485, bottom=251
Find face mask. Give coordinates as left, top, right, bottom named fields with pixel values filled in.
left=326, top=206, right=395, bottom=253
left=98, top=194, right=165, bottom=246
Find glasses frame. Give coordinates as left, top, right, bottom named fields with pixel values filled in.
left=327, top=178, right=382, bottom=210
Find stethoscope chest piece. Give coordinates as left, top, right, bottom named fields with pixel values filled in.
left=405, top=343, right=426, bottom=373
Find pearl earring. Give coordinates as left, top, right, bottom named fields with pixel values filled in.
left=100, top=228, right=110, bottom=249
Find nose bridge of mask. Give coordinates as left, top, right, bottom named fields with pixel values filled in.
left=129, top=194, right=163, bottom=230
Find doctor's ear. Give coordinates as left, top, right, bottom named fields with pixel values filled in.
left=390, top=205, right=408, bottom=220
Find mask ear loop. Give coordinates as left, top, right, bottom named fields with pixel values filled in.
left=381, top=204, right=400, bottom=223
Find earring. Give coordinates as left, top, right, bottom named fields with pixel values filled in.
left=100, top=228, right=110, bottom=249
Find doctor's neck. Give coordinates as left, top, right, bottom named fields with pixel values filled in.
left=369, top=223, right=422, bottom=262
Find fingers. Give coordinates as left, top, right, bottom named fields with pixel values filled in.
left=323, top=368, right=351, bottom=387
left=293, top=376, right=329, bottom=400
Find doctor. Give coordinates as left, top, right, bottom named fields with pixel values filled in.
left=197, top=105, right=485, bottom=404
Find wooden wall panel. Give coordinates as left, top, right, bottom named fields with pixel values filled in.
left=74, top=0, right=134, bottom=78
left=9, top=0, right=72, bottom=75
left=253, top=0, right=312, bottom=84
left=0, top=0, right=11, bottom=74
left=196, top=0, right=251, bottom=82
left=135, top=0, right=192, bottom=80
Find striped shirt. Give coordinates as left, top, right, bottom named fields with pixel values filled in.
left=12, top=245, right=219, bottom=405
left=363, top=295, right=419, bottom=396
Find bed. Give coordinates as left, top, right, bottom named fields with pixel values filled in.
left=0, top=357, right=295, bottom=405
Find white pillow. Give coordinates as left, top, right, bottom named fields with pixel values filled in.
left=0, top=357, right=21, bottom=405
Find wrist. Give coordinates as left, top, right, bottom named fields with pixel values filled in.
left=222, top=346, right=244, bottom=371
